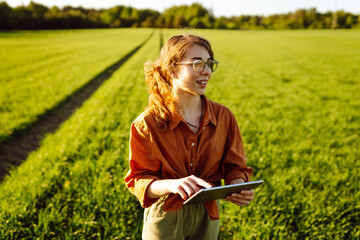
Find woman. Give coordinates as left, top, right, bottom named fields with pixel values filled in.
left=125, top=34, right=254, bottom=240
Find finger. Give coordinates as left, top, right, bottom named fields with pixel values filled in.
left=224, top=196, right=232, bottom=201
left=185, top=177, right=204, bottom=190
left=224, top=193, right=251, bottom=201
left=179, top=182, right=197, bottom=198
left=239, top=189, right=255, bottom=195
left=228, top=197, right=252, bottom=206
left=233, top=200, right=251, bottom=206
left=230, top=193, right=253, bottom=201
left=177, top=185, right=197, bottom=200
left=176, top=186, right=188, bottom=200
left=173, top=180, right=198, bottom=199
left=188, top=175, right=212, bottom=189
left=229, top=190, right=254, bottom=199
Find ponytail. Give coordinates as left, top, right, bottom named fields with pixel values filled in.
left=145, top=61, right=177, bottom=130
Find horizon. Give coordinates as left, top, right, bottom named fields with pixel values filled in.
left=5, top=0, right=360, bottom=17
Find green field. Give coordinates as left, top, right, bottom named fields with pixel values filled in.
left=0, top=29, right=359, bottom=239
left=0, top=28, right=153, bottom=143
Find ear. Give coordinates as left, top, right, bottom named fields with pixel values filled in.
left=170, top=70, right=177, bottom=78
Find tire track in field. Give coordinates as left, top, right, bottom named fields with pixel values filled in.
left=159, top=29, right=164, bottom=49
left=0, top=30, right=154, bottom=182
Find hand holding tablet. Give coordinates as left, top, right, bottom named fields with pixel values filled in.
left=183, top=180, right=264, bottom=205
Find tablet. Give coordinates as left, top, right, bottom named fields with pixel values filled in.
left=183, top=180, right=264, bottom=205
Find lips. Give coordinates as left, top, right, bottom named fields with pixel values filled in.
left=196, top=80, right=208, bottom=87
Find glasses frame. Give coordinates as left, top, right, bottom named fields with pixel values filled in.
left=177, top=59, right=219, bottom=73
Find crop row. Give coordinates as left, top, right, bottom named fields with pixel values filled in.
left=0, top=28, right=153, bottom=143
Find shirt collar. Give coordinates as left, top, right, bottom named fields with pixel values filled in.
left=202, top=95, right=217, bottom=127
left=169, top=95, right=217, bottom=130
left=169, top=112, right=182, bottom=130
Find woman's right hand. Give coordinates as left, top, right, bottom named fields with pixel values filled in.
left=169, top=175, right=213, bottom=200
left=146, top=175, right=212, bottom=200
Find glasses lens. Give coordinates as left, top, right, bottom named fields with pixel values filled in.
left=208, top=60, right=218, bottom=72
left=193, top=60, right=205, bottom=72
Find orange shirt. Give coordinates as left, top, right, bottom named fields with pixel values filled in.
left=124, top=95, right=253, bottom=220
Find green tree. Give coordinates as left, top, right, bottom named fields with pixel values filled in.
left=214, top=16, right=229, bottom=29
left=13, top=6, right=33, bottom=29
left=138, top=9, right=159, bottom=28
left=27, top=1, right=48, bottom=29
left=0, top=1, right=14, bottom=29
left=289, top=9, right=305, bottom=29
left=1, top=2, right=359, bottom=30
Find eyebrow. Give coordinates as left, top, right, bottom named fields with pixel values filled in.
left=191, top=57, right=211, bottom=60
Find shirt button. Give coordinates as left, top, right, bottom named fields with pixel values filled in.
left=190, top=163, right=193, bottom=167
left=191, top=142, right=195, bottom=147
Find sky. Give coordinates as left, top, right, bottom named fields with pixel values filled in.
left=6, top=0, right=360, bottom=17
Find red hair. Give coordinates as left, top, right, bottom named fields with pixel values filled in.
left=145, top=34, right=214, bottom=130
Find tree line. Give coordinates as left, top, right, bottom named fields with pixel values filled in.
left=1, top=1, right=359, bottom=30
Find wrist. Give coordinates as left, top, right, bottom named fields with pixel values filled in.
left=146, top=179, right=174, bottom=198
left=229, top=178, right=245, bottom=185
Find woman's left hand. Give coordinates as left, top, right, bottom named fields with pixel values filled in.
left=224, top=178, right=255, bottom=206
left=224, top=189, right=254, bottom=206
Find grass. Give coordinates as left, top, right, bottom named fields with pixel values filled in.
left=0, top=29, right=359, bottom=239
left=176, top=29, right=360, bottom=239
left=0, top=29, right=158, bottom=239
left=0, top=28, right=153, bottom=143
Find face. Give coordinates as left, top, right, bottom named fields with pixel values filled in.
left=172, top=44, right=212, bottom=97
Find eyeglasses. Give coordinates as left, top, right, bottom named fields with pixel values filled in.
left=177, top=59, right=219, bottom=73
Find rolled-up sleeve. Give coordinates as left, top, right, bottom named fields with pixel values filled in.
left=222, top=112, right=253, bottom=185
left=125, top=121, right=161, bottom=208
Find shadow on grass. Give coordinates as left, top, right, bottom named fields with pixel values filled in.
left=0, top=30, right=154, bottom=182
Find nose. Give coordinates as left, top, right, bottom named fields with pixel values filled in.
left=201, top=63, right=212, bottom=76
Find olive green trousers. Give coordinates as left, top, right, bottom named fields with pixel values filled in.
left=142, top=197, right=220, bottom=240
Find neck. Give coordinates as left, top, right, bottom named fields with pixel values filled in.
left=173, top=91, right=202, bottom=116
